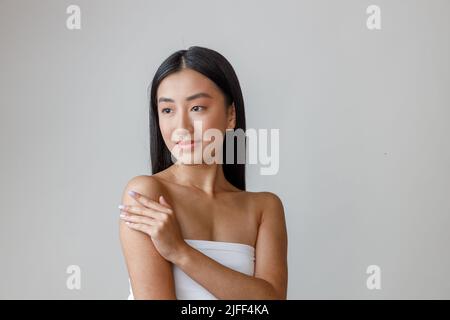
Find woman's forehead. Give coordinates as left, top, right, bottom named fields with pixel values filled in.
left=157, top=69, right=221, bottom=101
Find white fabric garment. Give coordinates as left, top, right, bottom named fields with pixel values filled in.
left=127, top=239, right=255, bottom=300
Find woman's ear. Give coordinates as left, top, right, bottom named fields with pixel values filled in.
left=227, top=102, right=236, bottom=130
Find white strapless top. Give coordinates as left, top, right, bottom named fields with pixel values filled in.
left=127, top=239, right=255, bottom=300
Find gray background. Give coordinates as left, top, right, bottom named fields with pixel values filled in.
left=1, top=0, right=449, bottom=299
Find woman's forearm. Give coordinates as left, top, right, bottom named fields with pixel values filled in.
left=171, top=243, right=279, bottom=300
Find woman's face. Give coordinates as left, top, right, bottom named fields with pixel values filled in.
left=156, top=68, right=236, bottom=164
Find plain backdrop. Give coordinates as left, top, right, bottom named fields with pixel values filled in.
left=1, top=0, right=449, bottom=299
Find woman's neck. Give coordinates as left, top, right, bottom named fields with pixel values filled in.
left=168, top=163, right=231, bottom=196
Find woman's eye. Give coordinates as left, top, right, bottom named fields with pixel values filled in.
left=161, top=108, right=172, bottom=114
left=191, top=106, right=205, bottom=112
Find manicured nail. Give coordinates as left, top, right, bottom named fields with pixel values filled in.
left=120, top=214, right=126, bottom=218
left=118, top=204, right=125, bottom=210
left=128, top=190, right=137, bottom=197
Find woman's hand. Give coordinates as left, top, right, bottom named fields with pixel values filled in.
left=118, top=190, right=187, bottom=263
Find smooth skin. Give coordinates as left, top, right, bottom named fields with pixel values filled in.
left=119, top=68, right=288, bottom=299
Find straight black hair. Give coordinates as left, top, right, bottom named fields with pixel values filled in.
left=149, top=46, right=246, bottom=190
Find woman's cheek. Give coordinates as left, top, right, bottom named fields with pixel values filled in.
left=160, top=127, right=174, bottom=148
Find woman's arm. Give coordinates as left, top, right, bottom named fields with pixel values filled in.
left=172, top=192, right=288, bottom=299
left=119, top=175, right=177, bottom=299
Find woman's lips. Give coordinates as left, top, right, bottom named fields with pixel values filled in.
left=177, top=140, right=200, bottom=148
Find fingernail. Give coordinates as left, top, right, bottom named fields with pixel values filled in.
left=118, top=204, right=125, bottom=210
left=120, top=214, right=126, bottom=218
left=128, top=190, right=137, bottom=197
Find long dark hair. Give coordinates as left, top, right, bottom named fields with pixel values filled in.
left=149, top=46, right=246, bottom=190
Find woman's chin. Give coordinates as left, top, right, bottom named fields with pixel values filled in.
left=172, top=152, right=203, bottom=165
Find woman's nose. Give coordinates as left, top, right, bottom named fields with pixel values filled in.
left=175, top=108, right=193, bottom=131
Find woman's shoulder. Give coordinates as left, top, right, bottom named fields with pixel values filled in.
left=257, top=191, right=283, bottom=204
left=125, top=174, right=162, bottom=187
left=248, top=191, right=285, bottom=219
left=221, top=188, right=283, bottom=209
left=123, top=174, right=168, bottom=199
left=235, top=190, right=283, bottom=215
left=246, top=190, right=283, bottom=204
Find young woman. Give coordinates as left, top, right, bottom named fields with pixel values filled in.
left=119, top=46, right=288, bottom=300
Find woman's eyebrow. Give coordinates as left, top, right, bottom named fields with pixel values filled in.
left=158, top=92, right=212, bottom=104
left=185, top=92, right=213, bottom=101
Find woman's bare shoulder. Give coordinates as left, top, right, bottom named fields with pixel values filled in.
left=245, top=190, right=283, bottom=204
left=234, top=191, right=284, bottom=225
left=250, top=191, right=285, bottom=218
left=256, top=191, right=283, bottom=204
left=123, top=174, right=168, bottom=198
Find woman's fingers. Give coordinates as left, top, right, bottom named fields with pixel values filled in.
left=128, top=190, right=173, bottom=214
left=120, top=212, right=155, bottom=226
left=118, top=204, right=165, bottom=219
left=124, top=222, right=152, bottom=234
